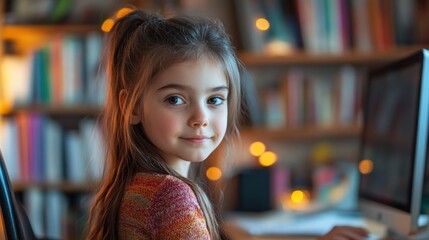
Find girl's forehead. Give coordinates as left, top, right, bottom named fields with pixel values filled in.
left=148, top=57, right=228, bottom=89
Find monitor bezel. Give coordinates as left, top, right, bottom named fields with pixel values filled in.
left=358, top=49, right=429, bottom=235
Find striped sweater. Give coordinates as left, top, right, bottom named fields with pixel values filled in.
left=118, top=172, right=210, bottom=239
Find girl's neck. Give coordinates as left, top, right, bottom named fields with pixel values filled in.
left=169, top=159, right=191, bottom=178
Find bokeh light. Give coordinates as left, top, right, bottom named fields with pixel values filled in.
left=101, top=18, right=115, bottom=32
left=259, top=151, right=277, bottom=167
left=206, top=167, right=222, bottom=181
left=249, top=141, right=266, bottom=157
left=116, top=7, right=133, bottom=18
left=256, top=18, right=270, bottom=31
left=291, top=190, right=305, bottom=203
left=359, top=159, right=374, bottom=174
left=281, top=189, right=310, bottom=210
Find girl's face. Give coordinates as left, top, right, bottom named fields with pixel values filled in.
left=139, top=58, right=228, bottom=175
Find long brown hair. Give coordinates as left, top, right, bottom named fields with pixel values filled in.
left=87, top=8, right=243, bottom=239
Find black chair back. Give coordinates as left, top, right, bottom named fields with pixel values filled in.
left=0, top=149, right=37, bottom=240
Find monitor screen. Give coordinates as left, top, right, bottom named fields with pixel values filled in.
left=358, top=49, right=429, bottom=235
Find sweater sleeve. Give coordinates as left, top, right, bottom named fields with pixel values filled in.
left=150, top=177, right=210, bottom=240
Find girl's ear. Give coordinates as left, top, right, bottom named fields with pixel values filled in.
left=119, top=89, right=141, bottom=125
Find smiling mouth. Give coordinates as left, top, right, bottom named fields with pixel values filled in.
left=180, top=137, right=211, bottom=143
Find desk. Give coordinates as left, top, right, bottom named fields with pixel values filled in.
left=223, top=222, right=316, bottom=240
left=223, top=222, right=404, bottom=240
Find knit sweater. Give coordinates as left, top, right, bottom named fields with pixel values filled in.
left=118, top=172, right=210, bottom=239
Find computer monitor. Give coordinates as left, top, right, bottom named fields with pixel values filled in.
left=358, top=49, right=429, bottom=236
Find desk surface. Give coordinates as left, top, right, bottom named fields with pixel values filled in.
left=223, top=223, right=316, bottom=240
left=223, top=221, right=404, bottom=240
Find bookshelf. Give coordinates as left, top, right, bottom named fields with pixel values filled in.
left=237, top=45, right=428, bottom=142
left=2, top=105, right=102, bottom=117
left=0, top=1, right=115, bottom=239
left=241, top=125, right=361, bottom=142
left=225, top=0, right=429, bottom=214
left=234, top=0, right=429, bottom=144
left=2, top=24, right=100, bottom=54
left=12, top=181, right=97, bottom=193
left=239, top=46, right=429, bottom=66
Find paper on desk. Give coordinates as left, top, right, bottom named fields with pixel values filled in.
left=227, top=210, right=367, bottom=236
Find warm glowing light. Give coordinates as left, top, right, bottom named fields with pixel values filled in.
left=249, top=141, right=266, bottom=157
left=359, top=159, right=374, bottom=174
left=0, top=101, right=12, bottom=115
left=291, top=190, right=304, bottom=203
left=206, top=167, right=222, bottom=181
left=116, top=7, right=133, bottom=18
left=101, top=18, right=115, bottom=32
left=264, top=40, right=294, bottom=55
left=281, top=190, right=310, bottom=210
left=259, top=151, right=277, bottom=167
left=255, top=18, right=270, bottom=31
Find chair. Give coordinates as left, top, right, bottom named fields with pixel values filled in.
left=0, top=149, right=37, bottom=240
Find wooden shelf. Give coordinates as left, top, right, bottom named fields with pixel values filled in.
left=241, top=125, right=361, bottom=141
left=3, top=105, right=103, bottom=117
left=2, top=24, right=100, bottom=39
left=1, top=24, right=101, bottom=53
left=12, top=181, right=98, bottom=192
left=239, top=46, right=429, bottom=67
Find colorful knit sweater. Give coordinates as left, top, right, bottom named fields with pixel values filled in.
left=118, top=172, right=210, bottom=239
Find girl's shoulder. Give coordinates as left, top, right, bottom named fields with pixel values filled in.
left=120, top=172, right=208, bottom=239
left=132, top=172, right=187, bottom=185
left=128, top=172, right=195, bottom=198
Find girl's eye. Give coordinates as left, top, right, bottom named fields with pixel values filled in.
left=208, top=96, right=225, bottom=105
left=165, top=96, right=185, bottom=105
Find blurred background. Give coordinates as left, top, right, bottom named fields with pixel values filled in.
left=0, top=0, right=428, bottom=239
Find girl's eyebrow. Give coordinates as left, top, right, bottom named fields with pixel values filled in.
left=156, top=84, right=229, bottom=92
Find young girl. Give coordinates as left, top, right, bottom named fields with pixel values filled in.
left=87, top=8, right=368, bottom=240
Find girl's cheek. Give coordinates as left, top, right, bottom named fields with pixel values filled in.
left=158, top=115, right=181, bottom=131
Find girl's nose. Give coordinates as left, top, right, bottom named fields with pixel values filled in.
left=192, top=120, right=208, bottom=128
left=189, top=105, right=209, bottom=128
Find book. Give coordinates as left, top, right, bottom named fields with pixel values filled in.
left=240, top=67, right=263, bottom=126
left=44, top=118, right=63, bottom=182
left=350, top=0, right=373, bottom=52
left=0, top=55, right=32, bottom=106
left=415, top=0, right=429, bottom=43
left=338, top=66, right=358, bottom=125
left=84, top=32, right=106, bottom=105
left=312, top=75, right=334, bottom=126
left=49, top=35, right=64, bottom=105
left=64, top=130, right=85, bottom=182
left=295, top=0, right=318, bottom=53
left=62, top=35, right=83, bottom=105
left=282, top=70, right=305, bottom=128
left=0, top=118, right=20, bottom=181
left=392, top=0, right=415, bottom=45
left=45, top=191, right=67, bottom=239
left=24, top=189, right=44, bottom=237
left=234, top=0, right=265, bottom=53
left=260, top=0, right=299, bottom=54
left=16, top=112, right=30, bottom=181
left=80, top=119, right=104, bottom=181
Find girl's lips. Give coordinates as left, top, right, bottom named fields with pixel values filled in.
left=180, top=136, right=211, bottom=143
